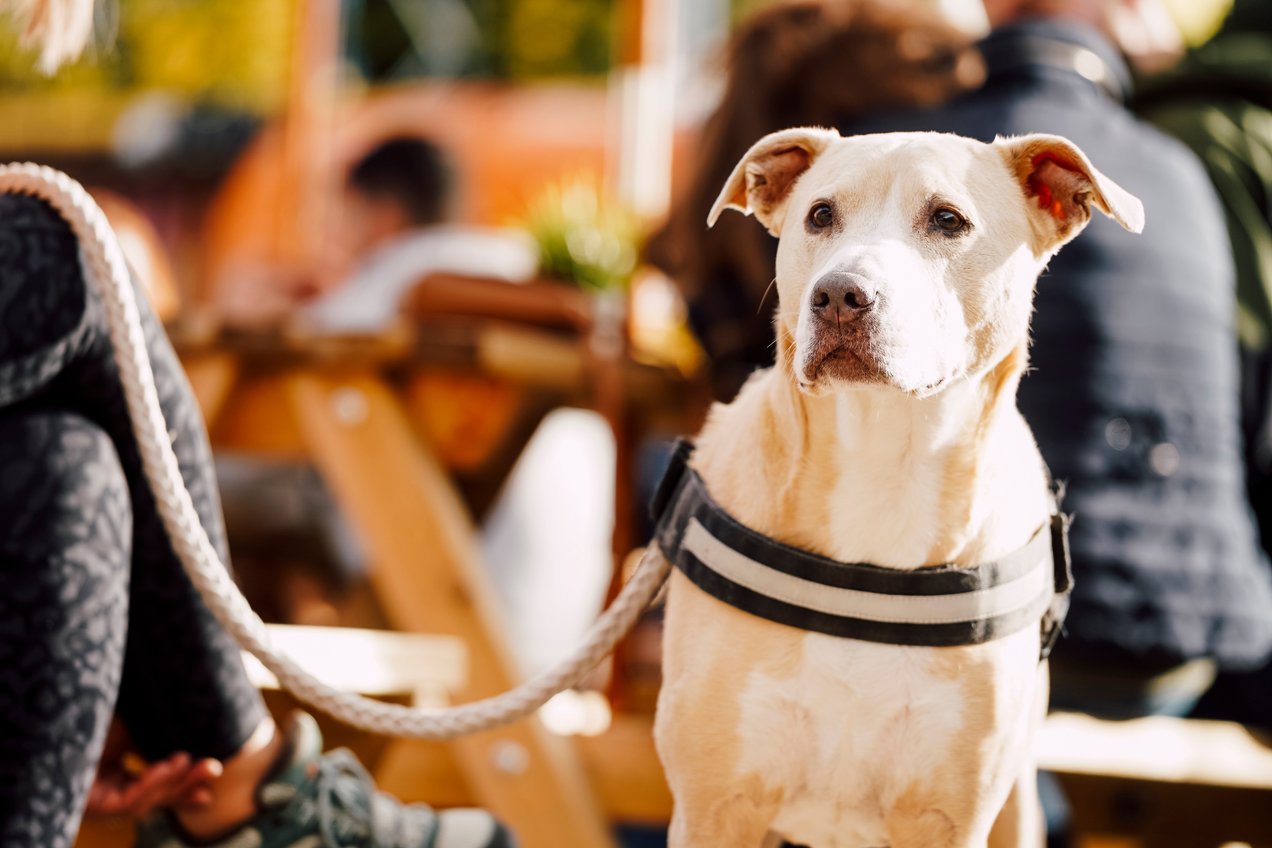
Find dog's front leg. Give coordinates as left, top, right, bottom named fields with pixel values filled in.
left=657, top=698, right=779, bottom=844
left=659, top=738, right=778, bottom=845
left=666, top=789, right=778, bottom=848
left=988, top=662, right=1048, bottom=848
left=986, top=764, right=1043, bottom=848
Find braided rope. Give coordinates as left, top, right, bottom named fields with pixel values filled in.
left=0, top=163, right=671, bottom=740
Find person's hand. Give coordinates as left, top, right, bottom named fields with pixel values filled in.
left=85, top=718, right=223, bottom=819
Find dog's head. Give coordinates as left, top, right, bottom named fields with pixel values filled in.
left=709, top=129, right=1143, bottom=396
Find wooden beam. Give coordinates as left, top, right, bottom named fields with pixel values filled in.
left=353, top=710, right=1272, bottom=841
left=181, top=351, right=240, bottom=428
left=1059, top=775, right=1272, bottom=847
left=365, top=714, right=674, bottom=825
left=275, top=0, right=341, bottom=269
left=1038, top=712, right=1272, bottom=790
left=285, top=371, right=616, bottom=848
left=241, top=623, right=467, bottom=707
left=576, top=714, right=672, bottom=823
left=208, top=373, right=310, bottom=458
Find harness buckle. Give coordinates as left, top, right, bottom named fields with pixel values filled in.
left=649, top=438, right=695, bottom=525
left=1040, top=511, right=1074, bottom=661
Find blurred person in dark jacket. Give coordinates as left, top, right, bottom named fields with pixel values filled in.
left=851, top=0, right=1272, bottom=716
left=1134, top=0, right=1272, bottom=730
left=1135, top=0, right=1272, bottom=556
left=646, top=0, right=985, bottom=399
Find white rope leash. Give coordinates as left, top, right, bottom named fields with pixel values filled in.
left=0, top=163, right=671, bottom=740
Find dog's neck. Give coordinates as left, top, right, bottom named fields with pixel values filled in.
left=696, top=340, right=1049, bottom=572
left=803, top=344, right=1047, bottom=568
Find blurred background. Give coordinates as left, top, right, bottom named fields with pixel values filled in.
left=9, top=1, right=1267, bottom=847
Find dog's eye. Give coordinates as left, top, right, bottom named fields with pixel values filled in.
left=807, top=203, right=835, bottom=230
left=931, top=208, right=968, bottom=234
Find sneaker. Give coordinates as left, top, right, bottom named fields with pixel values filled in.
left=134, top=713, right=514, bottom=848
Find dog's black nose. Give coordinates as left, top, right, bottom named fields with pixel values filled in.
left=810, top=272, right=876, bottom=321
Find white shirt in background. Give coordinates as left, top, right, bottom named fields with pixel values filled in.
left=298, top=226, right=539, bottom=333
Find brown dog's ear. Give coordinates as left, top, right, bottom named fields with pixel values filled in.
left=994, top=134, right=1144, bottom=253
left=708, top=127, right=840, bottom=236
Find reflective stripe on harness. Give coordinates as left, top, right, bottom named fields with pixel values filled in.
left=651, top=439, right=1073, bottom=658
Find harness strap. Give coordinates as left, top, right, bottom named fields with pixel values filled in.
left=652, top=439, right=1073, bottom=659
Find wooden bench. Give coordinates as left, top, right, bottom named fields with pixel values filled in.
left=240, top=623, right=467, bottom=708
left=175, top=330, right=697, bottom=848
left=376, top=709, right=1272, bottom=843
left=1037, top=712, right=1272, bottom=848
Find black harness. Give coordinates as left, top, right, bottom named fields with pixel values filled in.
left=651, top=440, right=1073, bottom=659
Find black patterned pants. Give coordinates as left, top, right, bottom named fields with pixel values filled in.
left=0, top=193, right=267, bottom=847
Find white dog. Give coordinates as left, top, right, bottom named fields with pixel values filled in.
left=652, top=128, right=1143, bottom=848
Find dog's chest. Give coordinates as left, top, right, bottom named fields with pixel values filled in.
left=809, top=390, right=1000, bottom=568
left=821, top=454, right=950, bottom=568
left=733, top=632, right=1021, bottom=847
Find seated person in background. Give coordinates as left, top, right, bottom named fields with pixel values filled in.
left=214, top=138, right=535, bottom=618
left=1134, top=0, right=1272, bottom=731
left=850, top=0, right=1272, bottom=717
left=296, top=136, right=537, bottom=334
left=645, top=0, right=986, bottom=399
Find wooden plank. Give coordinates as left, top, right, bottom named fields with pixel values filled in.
left=208, top=373, right=309, bottom=458
left=180, top=351, right=240, bottom=428
left=1038, top=712, right=1272, bottom=790
left=576, top=714, right=672, bottom=823
left=285, top=370, right=616, bottom=848
left=370, top=713, right=673, bottom=825
left=1060, top=775, right=1272, bottom=847
left=400, top=370, right=524, bottom=471
left=78, top=706, right=1272, bottom=846
left=240, top=624, right=466, bottom=707
left=475, top=324, right=587, bottom=391
left=371, top=711, right=1272, bottom=832
left=74, top=818, right=133, bottom=848
left=275, top=0, right=340, bottom=269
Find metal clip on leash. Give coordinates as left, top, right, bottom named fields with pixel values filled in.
left=0, top=163, right=671, bottom=740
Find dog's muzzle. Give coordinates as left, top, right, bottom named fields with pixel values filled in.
left=810, top=271, right=877, bottom=323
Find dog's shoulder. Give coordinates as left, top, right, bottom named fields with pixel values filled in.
left=698, top=364, right=789, bottom=456
left=692, top=366, right=831, bottom=542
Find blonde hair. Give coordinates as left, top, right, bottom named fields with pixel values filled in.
left=4, top=0, right=96, bottom=73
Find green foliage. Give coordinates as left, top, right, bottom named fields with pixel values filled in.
left=0, top=0, right=616, bottom=106
left=522, top=176, right=639, bottom=292
left=350, top=0, right=615, bottom=81
left=730, top=0, right=773, bottom=23
left=0, top=0, right=292, bottom=112
left=503, top=0, right=612, bottom=78
left=121, top=0, right=292, bottom=110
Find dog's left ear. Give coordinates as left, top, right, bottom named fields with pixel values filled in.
left=995, top=134, right=1144, bottom=253
left=709, top=127, right=840, bottom=236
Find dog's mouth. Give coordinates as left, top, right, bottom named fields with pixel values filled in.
left=799, top=328, right=961, bottom=396
left=907, top=373, right=954, bottom=398
left=800, top=331, right=887, bottom=388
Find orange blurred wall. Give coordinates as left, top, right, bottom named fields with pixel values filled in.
left=199, top=80, right=611, bottom=304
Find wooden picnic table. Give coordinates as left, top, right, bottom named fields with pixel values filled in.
left=168, top=314, right=701, bottom=848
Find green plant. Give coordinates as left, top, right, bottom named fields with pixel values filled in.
left=522, top=176, right=639, bottom=292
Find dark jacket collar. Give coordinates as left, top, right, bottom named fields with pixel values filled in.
left=979, top=17, right=1132, bottom=103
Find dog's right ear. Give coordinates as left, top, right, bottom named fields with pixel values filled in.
left=994, top=133, right=1144, bottom=255
left=708, top=127, right=839, bottom=236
